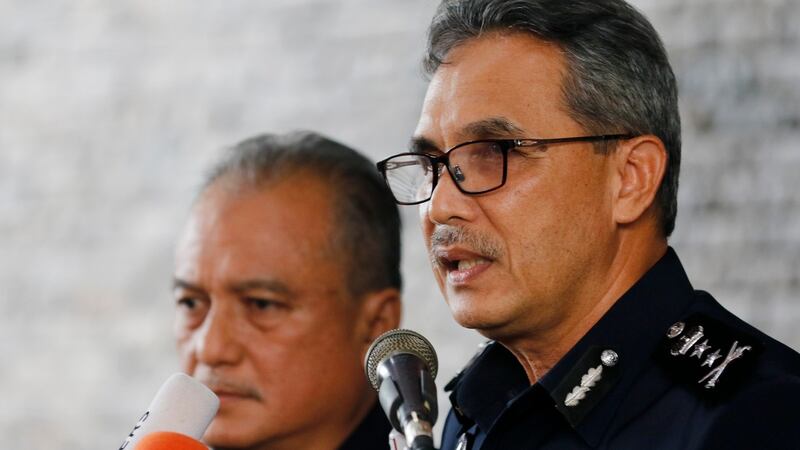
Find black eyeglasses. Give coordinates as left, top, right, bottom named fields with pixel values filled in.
left=376, top=134, right=635, bottom=205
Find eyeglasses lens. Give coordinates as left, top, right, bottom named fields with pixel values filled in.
left=448, top=141, right=505, bottom=193
left=383, top=154, right=434, bottom=204
left=383, top=141, right=506, bottom=204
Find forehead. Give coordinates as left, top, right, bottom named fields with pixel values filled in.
left=416, top=33, right=571, bottom=145
left=176, top=175, right=339, bottom=280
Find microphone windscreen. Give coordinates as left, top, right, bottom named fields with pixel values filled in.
left=364, top=328, right=438, bottom=390
left=134, top=431, right=208, bottom=450
left=120, top=373, right=219, bottom=450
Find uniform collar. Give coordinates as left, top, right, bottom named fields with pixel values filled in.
left=450, top=337, right=530, bottom=433
left=450, top=247, right=696, bottom=445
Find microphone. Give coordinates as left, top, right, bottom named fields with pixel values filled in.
left=118, top=373, right=219, bottom=450
left=365, top=329, right=439, bottom=450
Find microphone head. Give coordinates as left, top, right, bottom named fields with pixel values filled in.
left=134, top=431, right=208, bottom=450
left=120, top=373, right=219, bottom=450
left=143, top=373, right=219, bottom=439
left=364, top=328, right=438, bottom=390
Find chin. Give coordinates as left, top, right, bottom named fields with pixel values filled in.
left=449, top=302, right=501, bottom=332
left=449, top=299, right=520, bottom=338
left=204, top=420, right=264, bottom=449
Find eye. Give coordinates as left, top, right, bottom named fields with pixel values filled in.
left=176, top=296, right=209, bottom=315
left=245, top=297, right=279, bottom=311
left=177, top=297, right=199, bottom=310
left=174, top=295, right=209, bottom=329
left=472, top=141, right=504, bottom=160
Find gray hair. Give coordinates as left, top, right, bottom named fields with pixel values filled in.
left=424, top=0, right=681, bottom=237
left=203, top=131, right=402, bottom=298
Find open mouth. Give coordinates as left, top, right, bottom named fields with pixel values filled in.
left=435, top=249, right=494, bottom=284
left=439, top=256, right=492, bottom=271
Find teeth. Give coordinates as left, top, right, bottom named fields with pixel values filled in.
left=457, top=258, right=488, bottom=271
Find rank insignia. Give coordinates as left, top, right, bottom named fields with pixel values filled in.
left=658, top=314, right=762, bottom=398
left=553, top=346, right=621, bottom=427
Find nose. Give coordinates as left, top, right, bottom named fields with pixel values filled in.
left=425, top=163, right=476, bottom=225
left=193, top=305, right=244, bottom=367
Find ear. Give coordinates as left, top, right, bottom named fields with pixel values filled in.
left=354, top=287, right=402, bottom=350
left=612, top=135, right=668, bottom=225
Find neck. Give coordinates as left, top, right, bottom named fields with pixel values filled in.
left=502, top=234, right=668, bottom=383
left=215, top=390, right=377, bottom=450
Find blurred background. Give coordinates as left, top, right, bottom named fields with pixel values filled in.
left=1, top=0, right=798, bottom=448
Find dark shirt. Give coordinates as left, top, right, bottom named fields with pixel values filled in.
left=441, top=248, right=800, bottom=449
left=339, top=400, right=391, bottom=450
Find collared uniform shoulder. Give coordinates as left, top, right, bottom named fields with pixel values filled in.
left=439, top=249, right=800, bottom=450
left=649, top=291, right=800, bottom=449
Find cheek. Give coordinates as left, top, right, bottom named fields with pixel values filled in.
left=501, top=164, right=613, bottom=270
left=256, top=310, right=360, bottom=368
left=487, top=179, right=571, bottom=266
left=249, top=328, right=362, bottom=403
left=503, top=160, right=604, bottom=227
left=174, top=332, right=196, bottom=372
left=419, top=204, right=433, bottom=235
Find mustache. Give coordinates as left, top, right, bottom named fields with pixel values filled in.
left=194, top=371, right=263, bottom=400
left=430, top=225, right=502, bottom=262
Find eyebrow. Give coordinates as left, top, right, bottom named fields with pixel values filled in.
left=462, top=117, right=527, bottom=139
left=229, top=278, right=292, bottom=296
left=409, top=117, right=528, bottom=154
left=409, top=135, right=441, bottom=155
left=172, top=277, right=293, bottom=296
left=173, top=278, right=201, bottom=292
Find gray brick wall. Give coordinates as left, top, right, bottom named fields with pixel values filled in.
left=0, top=1, right=797, bottom=448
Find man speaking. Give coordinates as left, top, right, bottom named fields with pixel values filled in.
left=173, top=131, right=402, bottom=449
left=377, top=0, right=800, bottom=448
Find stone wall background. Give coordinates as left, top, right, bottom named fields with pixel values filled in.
left=0, top=0, right=797, bottom=448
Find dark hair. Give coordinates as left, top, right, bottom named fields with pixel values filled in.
left=203, top=131, right=402, bottom=298
left=424, top=0, right=681, bottom=237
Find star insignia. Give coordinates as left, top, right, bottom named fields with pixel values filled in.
left=690, top=339, right=712, bottom=359
left=659, top=313, right=762, bottom=397
left=701, top=349, right=722, bottom=367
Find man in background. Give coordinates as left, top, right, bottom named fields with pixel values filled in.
left=173, top=131, right=401, bottom=450
left=377, top=0, right=800, bottom=448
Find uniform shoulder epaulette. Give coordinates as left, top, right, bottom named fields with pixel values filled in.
left=444, top=340, right=494, bottom=393
left=657, top=313, right=763, bottom=399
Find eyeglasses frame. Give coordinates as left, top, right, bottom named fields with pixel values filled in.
left=376, top=133, right=636, bottom=205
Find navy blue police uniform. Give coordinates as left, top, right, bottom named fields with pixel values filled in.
left=440, top=248, right=800, bottom=449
